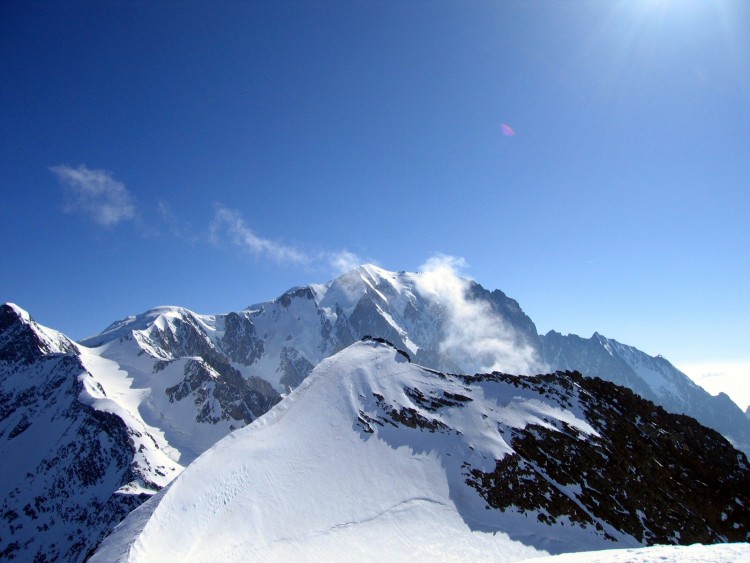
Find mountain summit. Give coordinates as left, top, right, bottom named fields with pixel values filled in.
left=82, top=264, right=546, bottom=388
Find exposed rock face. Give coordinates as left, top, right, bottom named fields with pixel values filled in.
left=540, top=331, right=750, bottom=455
left=164, top=359, right=278, bottom=426
left=464, top=371, right=750, bottom=545
left=0, top=366, right=146, bottom=561
left=0, top=303, right=76, bottom=365
left=472, top=283, right=543, bottom=353
left=277, top=347, right=315, bottom=392
left=219, top=311, right=265, bottom=366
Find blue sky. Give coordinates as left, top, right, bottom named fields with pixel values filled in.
left=1, top=1, right=748, bottom=385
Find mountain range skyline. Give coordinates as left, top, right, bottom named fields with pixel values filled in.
left=2, top=2, right=749, bottom=559
left=4, top=258, right=749, bottom=413
left=5, top=262, right=749, bottom=428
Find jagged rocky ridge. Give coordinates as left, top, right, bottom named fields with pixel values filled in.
left=465, top=370, right=750, bottom=545
left=540, top=331, right=750, bottom=455
left=92, top=340, right=750, bottom=561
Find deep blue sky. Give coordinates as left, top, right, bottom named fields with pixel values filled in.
left=2, top=1, right=748, bottom=376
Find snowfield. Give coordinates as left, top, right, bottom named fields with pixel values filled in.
left=521, top=543, right=750, bottom=562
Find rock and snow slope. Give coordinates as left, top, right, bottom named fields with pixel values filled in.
left=541, top=331, right=750, bottom=454
left=0, top=304, right=274, bottom=560
left=0, top=304, right=181, bottom=561
left=93, top=340, right=750, bottom=562
left=80, top=264, right=545, bottom=393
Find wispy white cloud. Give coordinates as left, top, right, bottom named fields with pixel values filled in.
left=415, top=254, right=545, bottom=375
left=209, top=204, right=310, bottom=265
left=50, top=164, right=136, bottom=227
left=209, top=204, right=366, bottom=273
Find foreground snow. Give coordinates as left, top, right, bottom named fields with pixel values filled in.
left=522, top=542, right=750, bottom=562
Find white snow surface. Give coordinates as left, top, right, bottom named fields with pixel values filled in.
left=93, top=341, right=631, bottom=562
left=521, top=542, right=750, bottom=562
left=82, top=337, right=242, bottom=465
left=76, top=342, right=186, bottom=483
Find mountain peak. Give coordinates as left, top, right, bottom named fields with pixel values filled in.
left=0, top=302, right=76, bottom=364
left=80, top=305, right=204, bottom=347
left=357, top=262, right=392, bottom=278
left=1, top=302, right=32, bottom=323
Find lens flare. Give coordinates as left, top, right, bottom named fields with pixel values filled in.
left=501, top=123, right=515, bottom=137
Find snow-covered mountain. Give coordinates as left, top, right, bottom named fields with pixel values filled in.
left=80, top=264, right=750, bottom=454
left=3, top=264, right=750, bottom=560
left=92, top=340, right=750, bottom=561
left=0, top=303, right=278, bottom=560
left=81, top=264, right=545, bottom=391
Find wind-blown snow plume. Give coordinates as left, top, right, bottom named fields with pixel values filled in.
left=328, top=250, right=364, bottom=275
left=50, top=164, right=136, bottom=226
left=415, top=255, right=544, bottom=375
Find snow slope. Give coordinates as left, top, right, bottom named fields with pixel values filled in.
left=93, top=340, right=750, bottom=562
left=92, top=341, right=550, bottom=562
left=521, top=543, right=750, bottom=562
